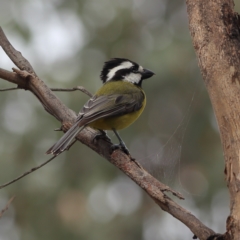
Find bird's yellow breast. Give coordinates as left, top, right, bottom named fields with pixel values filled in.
left=88, top=81, right=146, bottom=130
left=89, top=100, right=146, bottom=130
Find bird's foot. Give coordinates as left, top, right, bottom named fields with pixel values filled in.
left=111, top=142, right=130, bottom=155
left=93, top=130, right=112, bottom=144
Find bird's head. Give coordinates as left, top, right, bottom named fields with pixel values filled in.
left=100, top=58, right=154, bottom=86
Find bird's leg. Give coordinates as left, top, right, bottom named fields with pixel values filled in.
left=93, top=129, right=111, bottom=144
left=111, top=129, right=130, bottom=155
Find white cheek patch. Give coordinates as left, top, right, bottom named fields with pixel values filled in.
left=106, top=61, right=133, bottom=81
left=124, top=72, right=141, bottom=84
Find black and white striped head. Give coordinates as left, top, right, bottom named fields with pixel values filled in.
left=100, top=58, right=154, bottom=86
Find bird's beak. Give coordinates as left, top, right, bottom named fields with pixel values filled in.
left=142, top=69, right=155, bottom=80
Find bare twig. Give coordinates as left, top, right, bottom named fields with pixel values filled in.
left=0, top=68, right=92, bottom=97
left=51, top=86, right=93, bottom=97
left=0, top=156, right=56, bottom=189
left=0, top=196, right=15, bottom=218
left=0, top=87, right=19, bottom=91
left=0, top=85, right=93, bottom=96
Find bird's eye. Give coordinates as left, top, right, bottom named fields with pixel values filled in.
left=130, top=66, right=138, bottom=73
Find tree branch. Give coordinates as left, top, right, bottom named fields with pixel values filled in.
left=0, top=68, right=27, bottom=87
left=0, top=28, right=36, bottom=75
left=0, top=69, right=92, bottom=97
left=0, top=26, right=215, bottom=239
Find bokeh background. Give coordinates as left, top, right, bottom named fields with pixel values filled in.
left=1, top=0, right=239, bottom=239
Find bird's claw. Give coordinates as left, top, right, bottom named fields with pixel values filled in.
left=111, top=143, right=130, bottom=155
left=93, top=130, right=112, bottom=144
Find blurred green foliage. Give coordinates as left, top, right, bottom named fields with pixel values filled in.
left=1, top=0, right=239, bottom=239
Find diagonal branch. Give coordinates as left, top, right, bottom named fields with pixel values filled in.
left=0, top=28, right=36, bottom=75
left=0, top=26, right=215, bottom=240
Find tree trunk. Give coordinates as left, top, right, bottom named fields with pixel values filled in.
left=186, top=0, right=240, bottom=238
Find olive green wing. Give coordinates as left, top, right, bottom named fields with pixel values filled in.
left=46, top=91, right=144, bottom=155
left=76, top=91, right=145, bottom=125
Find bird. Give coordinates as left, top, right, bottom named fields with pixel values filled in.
left=46, top=58, right=154, bottom=156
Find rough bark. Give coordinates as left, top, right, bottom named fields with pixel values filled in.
left=186, top=0, right=240, bottom=239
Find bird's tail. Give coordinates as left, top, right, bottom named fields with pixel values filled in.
left=46, top=122, right=85, bottom=155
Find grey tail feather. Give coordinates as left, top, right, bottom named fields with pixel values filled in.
left=46, top=123, right=85, bottom=155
